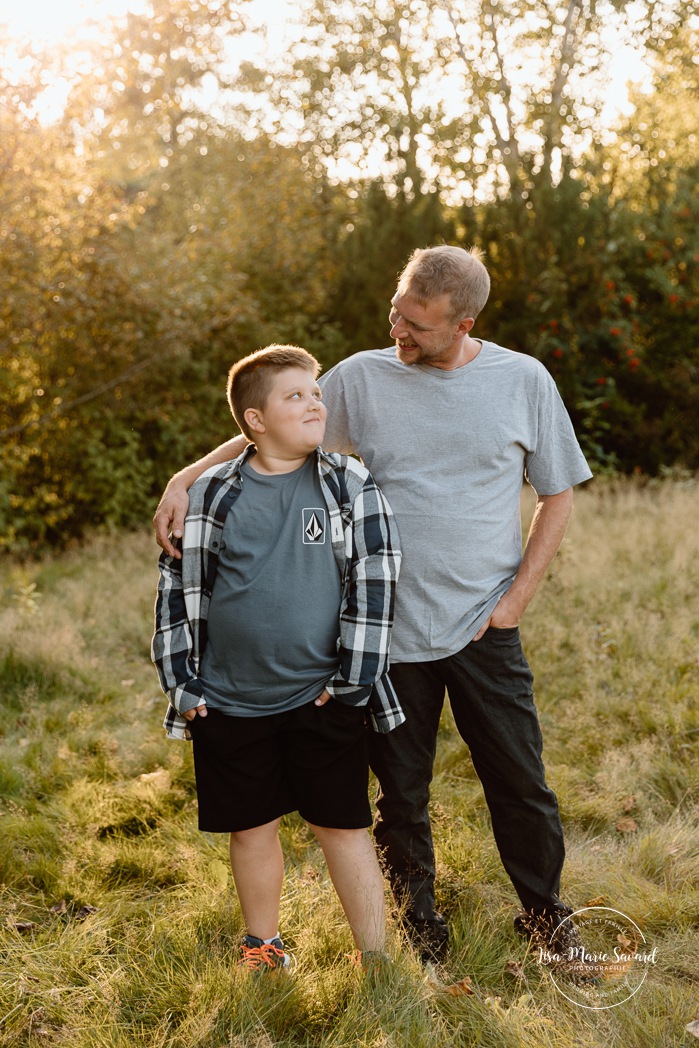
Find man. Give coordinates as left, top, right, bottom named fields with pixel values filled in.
left=154, top=245, right=593, bottom=964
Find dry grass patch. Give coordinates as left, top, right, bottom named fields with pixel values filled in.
left=1, top=480, right=698, bottom=1046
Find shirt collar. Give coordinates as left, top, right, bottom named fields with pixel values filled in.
left=226, top=444, right=328, bottom=481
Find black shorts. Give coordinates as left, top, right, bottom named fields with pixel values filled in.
left=189, top=700, right=372, bottom=832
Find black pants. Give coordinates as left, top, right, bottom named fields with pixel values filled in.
left=368, top=627, right=565, bottom=918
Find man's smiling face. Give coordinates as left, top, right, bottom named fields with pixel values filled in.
left=389, top=292, right=465, bottom=367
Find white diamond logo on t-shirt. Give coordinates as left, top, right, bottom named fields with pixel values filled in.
left=302, top=508, right=326, bottom=544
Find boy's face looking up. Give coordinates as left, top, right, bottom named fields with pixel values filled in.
left=244, top=366, right=326, bottom=463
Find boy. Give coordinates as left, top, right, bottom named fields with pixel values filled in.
left=152, top=344, right=402, bottom=971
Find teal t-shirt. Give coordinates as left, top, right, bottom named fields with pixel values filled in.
left=199, top=455, right=342, bottom=716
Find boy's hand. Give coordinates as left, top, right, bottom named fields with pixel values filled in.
left=314, top=689, right=331, bottom=707
left=183, top=704, right=208, bottom=721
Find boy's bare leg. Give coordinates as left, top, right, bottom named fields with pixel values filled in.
left=229, top=818, right=284, bottom=940
left=309, top=825, right=386, bottom=952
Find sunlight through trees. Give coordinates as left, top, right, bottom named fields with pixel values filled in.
left=1, top=0, right=697, bottom=548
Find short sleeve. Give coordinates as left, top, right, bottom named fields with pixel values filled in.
left=319, top=363, right=356, bottom=455
left=524, top=368, right=593, bottom=495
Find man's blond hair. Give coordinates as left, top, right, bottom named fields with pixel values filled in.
left=396, top=245, right=490, bottom=321
left=227, top=345, right=320, bottom=440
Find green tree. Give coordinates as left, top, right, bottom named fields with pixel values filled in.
left=1, top=6, right=354, bottom=549
left=62, top=0, right=248, bottom=183
left=594, top=23, right=699, bottom=471
left=475, top=19, right=699, bottom=474
left=234, top=0, right=692, bottom=199
left=329, top=182, right=458, bottom=350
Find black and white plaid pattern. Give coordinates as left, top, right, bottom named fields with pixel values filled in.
left=152, top=446, right=404, bottom=739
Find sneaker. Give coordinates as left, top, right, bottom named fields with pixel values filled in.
left=238, top=934, right=293, bottom=972
left=402, top=911, right=449, bottom=964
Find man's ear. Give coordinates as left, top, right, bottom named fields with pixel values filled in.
left=244, top=407, right=265, bottom=434
left=456, top=316, right=475, bottom=336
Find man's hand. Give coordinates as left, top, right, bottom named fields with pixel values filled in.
left=473, top=592, right=522, bottom=641
left=154, top=484, right=190, bottom=559
left=153, top=435, right=250, bottom=557
left=473, top=488, right=574, bottom=642
left=314, top=689, right=331, bottom=707
left=183, top=703, right=208, bottom=721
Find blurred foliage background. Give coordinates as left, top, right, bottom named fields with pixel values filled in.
left=1, top=0, right=697, bottom=550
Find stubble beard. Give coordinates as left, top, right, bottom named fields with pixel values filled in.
left=396, top=338, right=450, bottom=367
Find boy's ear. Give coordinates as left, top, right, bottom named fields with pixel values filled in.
left=244, top=406, right=265, bottom=434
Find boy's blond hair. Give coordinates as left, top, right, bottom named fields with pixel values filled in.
left=396, top=245, right=490, bottom=321
left=227, top=345, right=320, bottom=440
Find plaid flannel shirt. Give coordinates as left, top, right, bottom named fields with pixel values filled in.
left=152, top=446, right=404, bottom=739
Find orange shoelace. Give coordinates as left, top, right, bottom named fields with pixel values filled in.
left=238, top=941, right=286, bottom=970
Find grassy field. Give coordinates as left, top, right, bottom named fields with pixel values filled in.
left=1, top=478, right=698, bottom=1047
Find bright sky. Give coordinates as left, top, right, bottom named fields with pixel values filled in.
left=0, top=0, right=122, bottom=40
left=0, top=0, right=292, bottom=121
left=0, top=0, right=648, bottom=128
left=0, top=0, right=293, bottom=44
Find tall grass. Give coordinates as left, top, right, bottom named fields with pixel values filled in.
left=1, top=478, right=698, bottom=1047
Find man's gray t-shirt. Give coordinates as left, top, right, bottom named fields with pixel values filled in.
left=319, top=343, right=592, bottom=663
left=199, top=456, right=341, bottom=715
